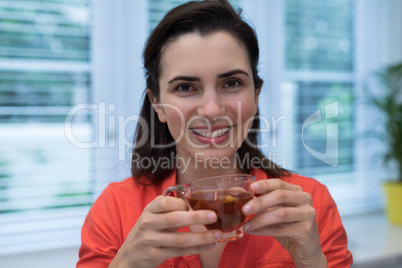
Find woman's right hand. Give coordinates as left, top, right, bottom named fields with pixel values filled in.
left=108, top=195, right=222, bottom=268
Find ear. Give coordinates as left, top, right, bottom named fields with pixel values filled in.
left=147, top=89, right=167, bottom=123
left=254, top=83, right=262, bottom=115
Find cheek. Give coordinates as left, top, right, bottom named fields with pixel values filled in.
left=237, top=97, right=258, bottom=124
left=163, top=104, right=190, bottom=137
left=165, top=110, right=184, bottom=127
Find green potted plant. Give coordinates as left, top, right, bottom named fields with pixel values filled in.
left=368, top=62, right=402, bottom=224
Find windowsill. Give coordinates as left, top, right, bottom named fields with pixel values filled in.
left=342, top=211, right=402, bottom=267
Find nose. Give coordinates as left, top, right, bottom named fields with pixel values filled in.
left=196, top=90, right=225, bottom=120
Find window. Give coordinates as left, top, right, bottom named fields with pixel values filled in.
left=293, top=81, right=354, bottom=175
left=0, top=0, right=93, bottom=254
left=144, top=0, right=389, bottom=215
left=149, top=0, right=188, bottom=31
left=1, top=0, right=396, bottom=258
left=240, top=0, right=391, bottom=215
left=284, top=0, right=355, bottom=176
left=279, top=0, right=387, bottom=214
left=149, top=0, right=240, bottom=31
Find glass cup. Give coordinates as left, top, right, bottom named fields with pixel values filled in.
left=163, top=174, right=255, bottom=242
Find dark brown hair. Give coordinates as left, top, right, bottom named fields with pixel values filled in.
left=132, top=0, right=289, bottom=185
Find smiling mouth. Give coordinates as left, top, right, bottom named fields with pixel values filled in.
left=190, top=126, right=232, bottom=138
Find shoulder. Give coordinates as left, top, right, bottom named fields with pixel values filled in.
left=99, top=177, right=168, bottom=208
left=105, top=177, right=145, bottom=195
left=88, top=178, right=150, bottom=218
left=96, top=178, right=143, bottom=205
left=97, top=170, right=177, bottom=207
left=84, top=177, right=169, bottom=239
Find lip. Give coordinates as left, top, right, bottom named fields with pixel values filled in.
left=189, top=126, right=233, bottom=144
left=190, top=125, right=231, bottom=131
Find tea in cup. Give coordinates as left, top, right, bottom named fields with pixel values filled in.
left=163, top=174, right=255, bottom=241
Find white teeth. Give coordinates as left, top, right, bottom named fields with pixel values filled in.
left=192, top=127, right=231, bottom=138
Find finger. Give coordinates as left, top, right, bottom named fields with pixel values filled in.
left=245, top=221, right=297, bottom=237
left=147, top=196, right=188, bottom=213
left=157, top=229, right=222, bottom=248
left=245, top=214, right=317, bottom=238
left=152, top=210, right=218, bottom=230
left=250, top=179, right=303, bottom=194
left=243, top=190, right=312, bottom=215
left=159, top=243, right=217, bottom=259
left=244, top=206, right=316, bottom=231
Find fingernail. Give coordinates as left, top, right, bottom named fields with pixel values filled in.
left=243, top=204, right=251, bottom=214
left=214, top=231, right=222, bottom=240
left=251, top=182, right=260, bottom=191
left=207, top=212, right=217, bottom=222
left=243, top=222, right=250, bottom=231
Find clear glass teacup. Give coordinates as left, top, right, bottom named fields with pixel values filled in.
left=163, top=174, right=255, bottom=242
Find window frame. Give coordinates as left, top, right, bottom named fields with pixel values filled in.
left=2, top=0, right=401, bottom=257
left=240, top=0, right=398, bottom=215
left=0, top=0, right=149, bottom=255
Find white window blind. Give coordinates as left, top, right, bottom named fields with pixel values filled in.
left=284, top=0, right=355, bottom=177
left=0, top=0, right=93, bottom=254
left=279, top=0, right=385, bottom=214
left=149, top=0, right=241, bottom=31
left=146, top=0, right=394, bottom=216
left=149, top=0, right=188, bottom=31
left=241, top=0, right=393, bottom=215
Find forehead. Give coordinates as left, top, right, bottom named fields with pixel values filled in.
left=159, top=31, right=251, bottom=79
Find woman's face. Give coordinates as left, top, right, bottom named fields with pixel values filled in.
left=150, top=31, right=260, bottom=164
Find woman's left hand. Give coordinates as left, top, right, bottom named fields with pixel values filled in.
left=242, top=179, right=328, bottom=268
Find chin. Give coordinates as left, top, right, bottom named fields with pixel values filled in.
left=191, top=147, right=239, bottom=164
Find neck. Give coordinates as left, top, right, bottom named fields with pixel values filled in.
left=175, top=154, right=247, bottom=185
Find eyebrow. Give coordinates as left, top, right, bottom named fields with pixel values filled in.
left=168, top=69, right=250, bottom=84
left=168, top=76, right=199, bottom=84
left=218, top=69, right=249, bottom=79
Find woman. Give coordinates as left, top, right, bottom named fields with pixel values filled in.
left=78, top=1, right=353, bottom=267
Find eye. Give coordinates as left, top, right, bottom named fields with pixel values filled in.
left=176, top=84, right=195, bottom=92
left=223, top=79, right=242, bottom=89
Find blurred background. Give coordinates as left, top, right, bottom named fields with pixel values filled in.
left=0, top=0, right=401, bottom=267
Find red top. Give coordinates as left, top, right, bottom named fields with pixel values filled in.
left=78, top=169, right=353, bottom=267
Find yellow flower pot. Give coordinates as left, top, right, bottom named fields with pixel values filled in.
left=383, top=182, right=402, bottom=225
